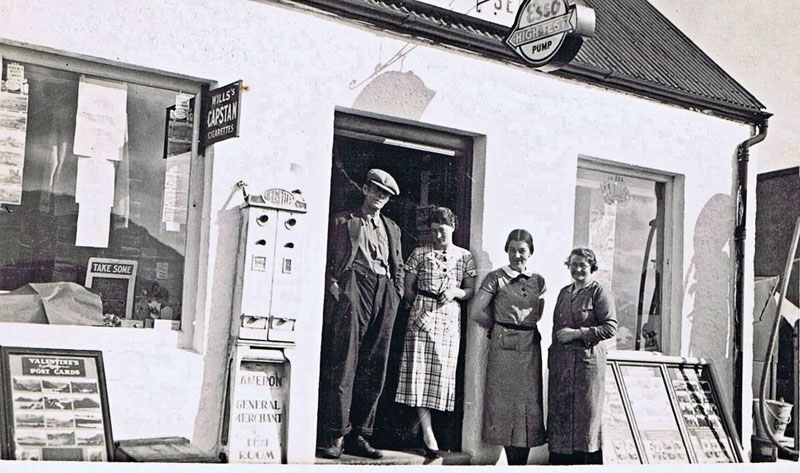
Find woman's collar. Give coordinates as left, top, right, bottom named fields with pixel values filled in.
left=571, top=279, right=598, bottom=292
left=501, top=265, right=534, bottom=278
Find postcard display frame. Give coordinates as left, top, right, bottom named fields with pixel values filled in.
left=603, top=352, right=744, bottom=464
left=0, top=346, right=114, bottom=462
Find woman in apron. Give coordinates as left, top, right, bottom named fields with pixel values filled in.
left=547, top=247, right=617, bottom=464
left=395, top=207, right=476, bottom=459
left=471, top=229, right=547, bottom=465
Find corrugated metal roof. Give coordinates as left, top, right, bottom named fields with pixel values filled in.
left=290, top=0, right=769, bottom=123
left=575, top=0, right=765, bottom=116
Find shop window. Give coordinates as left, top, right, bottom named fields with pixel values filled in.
left=573, top=159, right=676, bottom=352
left=0, top=48, right=202, bottom=330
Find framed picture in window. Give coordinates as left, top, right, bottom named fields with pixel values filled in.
left=85, top=258, right=138, bottom=320
left=0, top=346, right=114, bottom=461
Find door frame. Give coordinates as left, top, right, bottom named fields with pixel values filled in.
left=333, top=108, right=476, bottom=249
left=327, top=108, right=477, bottom=451
left=577, top=155, right=684, bottom=355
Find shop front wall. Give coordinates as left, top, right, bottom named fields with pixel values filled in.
left=0, top=0, right=757, bottom=464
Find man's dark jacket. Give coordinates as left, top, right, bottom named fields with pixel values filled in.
left=325, top=210, right=404, bottom=297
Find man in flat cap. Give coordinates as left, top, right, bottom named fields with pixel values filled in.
left=318, top=169, right=404, bottom=459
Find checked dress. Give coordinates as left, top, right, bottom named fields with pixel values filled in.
left=394, top=244, right=476, bottom=412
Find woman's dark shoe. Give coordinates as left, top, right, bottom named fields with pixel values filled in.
left=423, top=446, right=440, bottom=460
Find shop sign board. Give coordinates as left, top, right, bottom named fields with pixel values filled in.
left=200, top=80, right=242, bottom=147
left=0, top=346, right=114, bottom=462
left=504, top=0, right=595, bottom=70
left=227, top=358, right=287, bottom=463
left=414, top=0, right=520, bottom=26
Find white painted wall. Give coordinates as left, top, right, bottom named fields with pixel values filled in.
left=0, top=0, right=758, bottom=465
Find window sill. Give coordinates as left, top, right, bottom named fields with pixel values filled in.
left=0, top=321, right=182, bottom=352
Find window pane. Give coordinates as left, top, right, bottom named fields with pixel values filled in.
left=0, top=61, right=194, bottom=329
left=574, top=168, right=663, bottom=350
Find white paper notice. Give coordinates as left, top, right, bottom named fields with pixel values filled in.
left=162, top=152, right=190, bottom=227
left=75, top=203, right=111, bottom=248
left=73, top=76, right=127, bottom=160
left=75, top=156, right=116, bottom=207
left=174, top=93, right=192, bottom=120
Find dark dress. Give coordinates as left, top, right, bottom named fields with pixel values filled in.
left=481, top=267, right=547, bottom=447
left=547, top=279, right=617, bottom=454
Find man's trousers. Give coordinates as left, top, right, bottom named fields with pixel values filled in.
left=319, top=268, right=400, bottom=437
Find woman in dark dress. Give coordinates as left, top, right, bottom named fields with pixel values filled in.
left=471, top=229, right=547, bottom=465
left=547, top=247, right=617, bottom=465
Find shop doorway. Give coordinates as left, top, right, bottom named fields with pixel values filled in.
left=319, top=109, right=475, bottom=452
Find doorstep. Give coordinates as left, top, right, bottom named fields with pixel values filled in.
left=314, top=448, right=472, bottom=465
left=115, top=437, right=221, bottom=463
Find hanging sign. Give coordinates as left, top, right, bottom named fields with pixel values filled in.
left=504, top=0, right=595, bottom=71
left=0, top=346, right=114, bottom=462
left=200, top=80, right=242, bottom=147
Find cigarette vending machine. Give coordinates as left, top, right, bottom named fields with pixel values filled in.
left=219, top=187, right=307, bottom=464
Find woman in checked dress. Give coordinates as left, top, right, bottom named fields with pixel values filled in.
left=394, top=207, right=476, bottom=459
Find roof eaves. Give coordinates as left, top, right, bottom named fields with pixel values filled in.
left=284, top=0, right=770, bottom=124
left=558, top=62, right=772, bottom=123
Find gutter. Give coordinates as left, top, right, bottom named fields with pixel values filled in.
left=733, top=119, right=768, bottom=439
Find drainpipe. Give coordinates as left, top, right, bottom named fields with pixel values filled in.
left=733, top=118, right=768, bottom=440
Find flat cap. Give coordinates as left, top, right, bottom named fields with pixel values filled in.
left=366, top=168, right=399, bottom=196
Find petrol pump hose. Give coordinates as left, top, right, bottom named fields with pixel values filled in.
left=757, top=215, right=800, bottom=457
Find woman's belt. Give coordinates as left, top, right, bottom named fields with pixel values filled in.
left=417, top=289, right=442, bottom=299
left=493, top=321, right=542, bottom=342
left=495, top=321, right=534, bottom=331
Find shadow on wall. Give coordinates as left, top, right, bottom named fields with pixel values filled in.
left=462, top=248, right=503, bottom=465
left=191, top=203, right=243, bottom=452
left=685, top=193, right=734, bottom=392
left=352, top=71, right=436, bottom=122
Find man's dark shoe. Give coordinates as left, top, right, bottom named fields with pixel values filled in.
left=318, top=435, right=344, bottom=459
left=344, top=434, right=384, bottom=459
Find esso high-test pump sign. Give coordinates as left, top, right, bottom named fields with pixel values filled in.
left=504, top=0, right=595, bottom=71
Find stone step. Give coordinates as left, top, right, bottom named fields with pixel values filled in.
left=315, top=448, right=472, bottom=465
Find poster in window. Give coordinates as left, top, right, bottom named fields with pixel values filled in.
left=163, top=101, right=194, bottom=159
left=161, top=152, right=190, bottom=227
left=0, top=347, right=113, bottom=461
left=73, top=76, right=127, bottom=161
left=0, top=62, right=29, bottom=205
left=84, top=258, right=137, bottom=320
